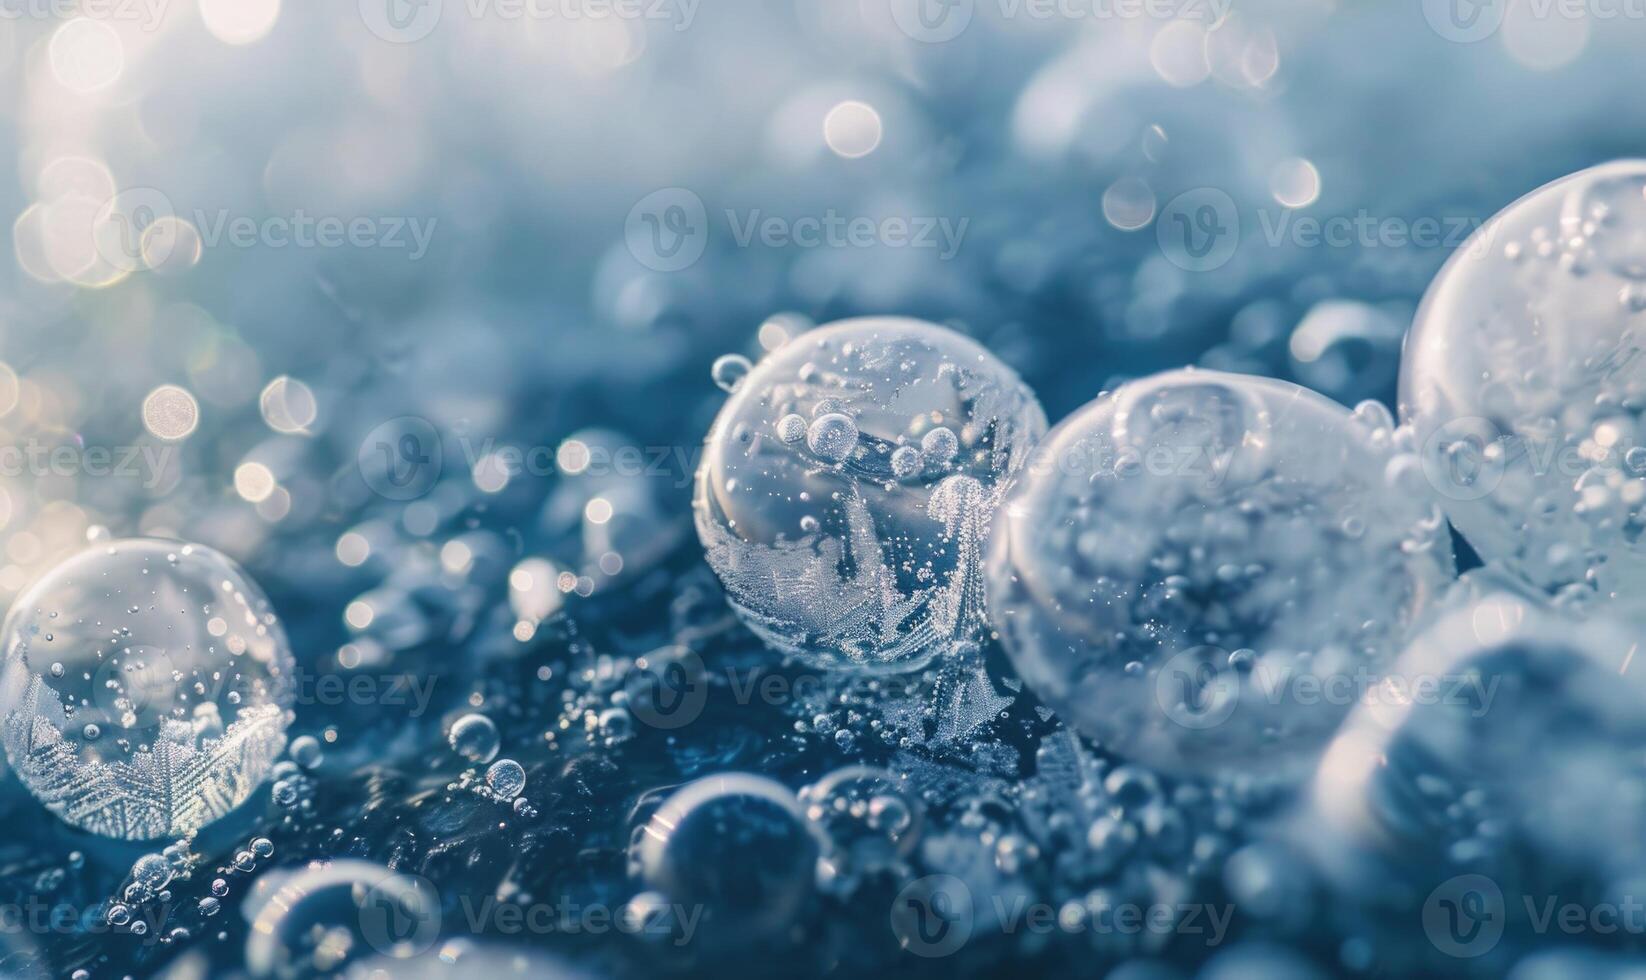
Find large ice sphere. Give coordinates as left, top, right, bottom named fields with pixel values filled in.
left=0, top=539, right=294, bottom=840
left=634, top=773, right=825, bottom=943
left=1401, top=161, right=1646, bottom=611
left=1311, top=590, right=1646, bottom=890
left=694, top=316, right=1047, bottom=673
left=986, top=369, right=1454, bottom=779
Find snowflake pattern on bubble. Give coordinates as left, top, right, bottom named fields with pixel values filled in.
left=694, top=317, right=1047, bottom=673
left=986, top=369, right=1455, bottom=780
left=0, top=539, right=294, bottom=841
left=1402, top=161, right=1646, bottom=613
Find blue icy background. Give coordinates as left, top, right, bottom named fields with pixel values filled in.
left=1, top=0, right=1645, bottom=976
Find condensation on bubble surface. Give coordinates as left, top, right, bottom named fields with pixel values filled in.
left=0, top=539, right=293, bottom=840
left=988, top=369, right=1455, bottom=780
left=1402, top=161, right=1646, bottom=615
left=695, top=317, right=1047, bottom=674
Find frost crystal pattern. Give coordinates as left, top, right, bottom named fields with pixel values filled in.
left=986, top=369, right=1455, bottom=779
left=694, top=317, right=1047, bottom=673
left=0, top=539, right=294, bottom=840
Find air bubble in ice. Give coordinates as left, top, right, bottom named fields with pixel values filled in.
left=695, top=317, right=1047, bottom=673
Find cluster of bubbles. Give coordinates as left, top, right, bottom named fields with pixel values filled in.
left=5, top=0, right=1646, bottom=964
left=661, top=163, right=1646, bottom=973
left=698, top=316, right=1455, bottom=782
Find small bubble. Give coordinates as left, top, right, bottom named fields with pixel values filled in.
left=485, top=758, right=527, bottom=800
left=711, top=354, right=753, bottom=393
left=807, top=414, right=859, bottom=463
left=449, top=713, right=501, bottom=764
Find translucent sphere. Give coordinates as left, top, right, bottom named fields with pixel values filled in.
left=244, top=860, right=440, bottom=976
left=800, top=765, right=923, bottom=888
left=447, top=712, right=499, bottom=765
left=634, top=773, right=824, bottom=942
left=1311, top=592, right=1646, bottom=892
left=485, top=758, right=525, bottom=799
left=986, top=369, right=1454, bottom=779
left=0, top=539, right=294, bottom=840
left=694, top=317, right=1047, bottom=673
left=1401, top=161, right=1646, bottom=611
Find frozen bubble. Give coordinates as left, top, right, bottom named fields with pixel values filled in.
left=289, top=735, right=322, bottom=769
left=920, top=425, right=959, bottom=463
left=987, top=369, right=1454, bottom=780
left=0, top=539, right=293, bottom=840
left=890, top=445, right=923, bottom=480
left=1310, top=593, right=1646, bottom=893
left=131, top=853, right=173, bottom=893
left=806, top=413, right=859, bottom=462
left=775, top=414, right=807, bottom=444
left=635, top=773, right=823, bottom=943
left=1402, top=161, right=1646, bottom=615
left=448, top=713, right=500, bottom=765
left=695, top=317, right=1046, bottom=673
left=243, top=860, right=438, bottom=977
left=485, top=758, right=525, bottom=800
left=800, top=765, right=923, bottom=886
left=710, top=353, right=752, bottom=393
